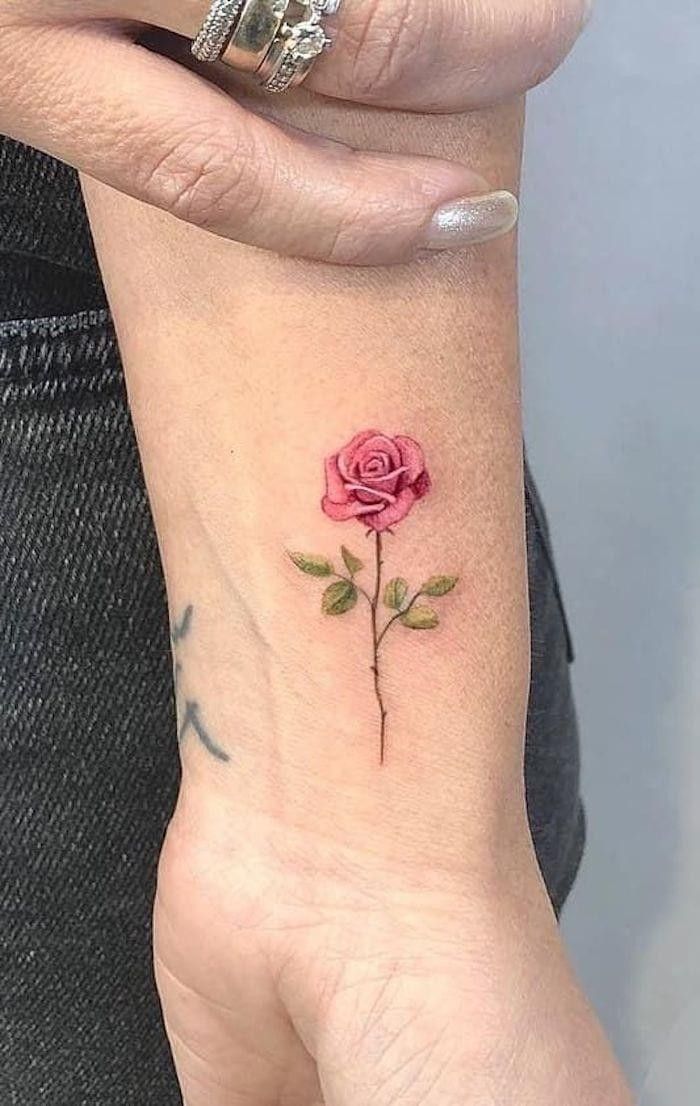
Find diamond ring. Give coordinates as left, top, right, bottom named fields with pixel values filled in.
left=191, top=0, right=246, bottom=62
left=261, top=0, right=340, bottom=93
left=192, top=0, right=291, bottom=71
left=191, top=0, right=340, bottom=93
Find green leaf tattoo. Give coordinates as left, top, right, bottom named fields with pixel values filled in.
left=383, top=577, right=409, bottom=610
left=401, top=605, right=439, bottom=630
left=421, top=575, right=459, bottom=597
left=341, top=545, right=364, bottom=576
left=288, top=551, right=334, bottom=576
left=287, top=430, right=459, bottom=763
left=322, top=579, right=359, bottom=615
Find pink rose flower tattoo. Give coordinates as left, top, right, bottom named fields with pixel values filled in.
left=321, top=430, right=431, bottom=531
left=288, top=430, right=458, bottom=764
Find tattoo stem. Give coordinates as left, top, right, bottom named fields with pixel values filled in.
left=334, top=572, right=373, bottom=606
left=370, top=531, right=388, bottom=764
left=376, top=592, right=422, bottom=650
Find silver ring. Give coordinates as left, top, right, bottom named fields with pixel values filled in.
left=220, top=0, right=290, bottom=72
left=192, top=0, right=246, bottom=62
left=261, top=0, right=341, bottom=94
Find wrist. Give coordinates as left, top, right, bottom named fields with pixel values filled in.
left=168, top=543, right=530, bottom=881
left=158, top=772, right=553, bottom=1060
left=171, top=757, right=535, bottom=896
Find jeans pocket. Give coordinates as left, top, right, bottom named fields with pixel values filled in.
left=0, top=308, right=121, bottom=400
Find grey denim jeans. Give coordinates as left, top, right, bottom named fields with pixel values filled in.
left=0, top=140, right=584, bottom=1106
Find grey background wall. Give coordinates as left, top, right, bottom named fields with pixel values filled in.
left=520, top=1, right=700, bottom=1101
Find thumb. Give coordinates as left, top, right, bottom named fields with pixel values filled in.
left=0, top=22, right=517, bottom=265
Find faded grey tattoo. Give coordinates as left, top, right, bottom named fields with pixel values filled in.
left=171, top=604, right=230, bottom=763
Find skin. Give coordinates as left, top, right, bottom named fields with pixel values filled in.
left=0, top=0, right=590, bottom=262
left=81, top=73, right=634, bottom=1106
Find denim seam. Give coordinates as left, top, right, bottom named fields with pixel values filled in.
left=0, top=309, right=120, bottom=387
left=524, top=463, right=575, bottom=663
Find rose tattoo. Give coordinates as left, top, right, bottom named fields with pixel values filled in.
left=321, top=430, right=431, bottom=531
left=289, top=430, right=458, bottom=763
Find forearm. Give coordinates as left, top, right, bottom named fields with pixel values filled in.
left=84, top=95, right=531, bottom=881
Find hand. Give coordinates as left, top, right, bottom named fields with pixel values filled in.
left=154, top=785, right=633, bottom=1106
left=0, top=0, right=590, bottom=263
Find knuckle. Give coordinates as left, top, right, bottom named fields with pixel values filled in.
left=337, top=0, right=588, bottom=107
left=322, top=168, right=387, bottom=265
left=324, top=176, right=416, bottom=267
left=505, top=0, right=590, bottom=89
left=342, top=0, right=427, bottom=100
left=325, top=208, right=369, bottom=265
left=139, top=122, right=259, bottom=232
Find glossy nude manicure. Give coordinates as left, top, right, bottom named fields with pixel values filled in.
left=423, top=191, right=519, bottom=251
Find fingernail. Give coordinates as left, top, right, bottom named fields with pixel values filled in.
left=423, top=191, right=519, bottom=251
left=582, top=0, right=595, bottom=26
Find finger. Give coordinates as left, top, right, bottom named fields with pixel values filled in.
left=31, top=0, right=590, bottom=111
left=101, top=0, right=591, bottom=111
left=0, top=21, right=518, bottom=264
left=309, top=0, right=592, bottom=110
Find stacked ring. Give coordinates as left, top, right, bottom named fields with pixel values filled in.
left=260, top=0, right=339, bottom=93
left=191, top=0, right=247, bottom=63
left=221, top=0, right=290, bottom=73
left=191, top=0, right=341, bottom=93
